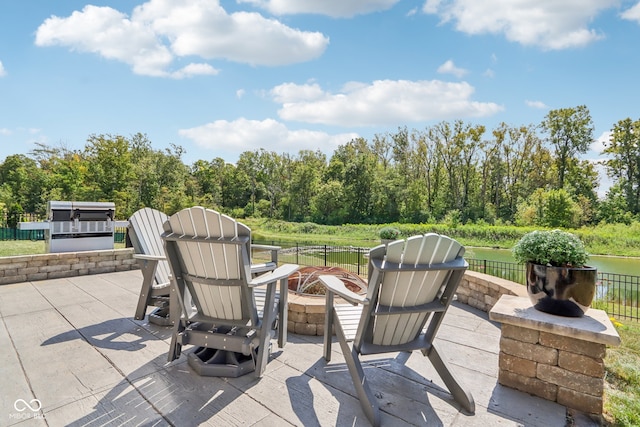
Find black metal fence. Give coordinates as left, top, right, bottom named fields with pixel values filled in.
left=467, top=258, right=526, bottom=284
left=597, top=272, right=640, bottom=321
left=257, top=243, right=640, bottom=322
left=0, top=226, right=128, bottom=243
left=2, top=231, right=638, bottom=321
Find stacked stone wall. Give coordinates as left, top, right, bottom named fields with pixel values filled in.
left=498, top=324, right=607, bottom=415
left=0, top=248, right=137, bottom=285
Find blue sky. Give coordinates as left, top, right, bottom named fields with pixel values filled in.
left=1, top=0, right=640, bottom=182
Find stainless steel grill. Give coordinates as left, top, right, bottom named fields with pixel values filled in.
left=19, top=201, right=128, bottom=253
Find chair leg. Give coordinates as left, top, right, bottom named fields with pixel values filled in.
left=134, top=259, right=158, bottom=320
left=168, top=284, right=179, bottom=326
left=277, top=277, right=288, bottom=348
left=254, top=283, right=278, bottom=377
left=168, top=320, right=184, bottom=363
left=335, top=320, right=381, bottom=427
left=426, top=342, right=475, bottom=414
left=323, top=292, right=334, bottom=361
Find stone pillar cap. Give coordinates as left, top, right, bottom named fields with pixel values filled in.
left=489, top=295, right=621, bottom=347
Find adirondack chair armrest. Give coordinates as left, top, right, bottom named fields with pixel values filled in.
left=252, top=244, right=280, bottom=263
left=318, top=275, right=365, bottom=305
left=250, top=263, right=299, bottom=287
left=133, top=254, right=166, bottom=262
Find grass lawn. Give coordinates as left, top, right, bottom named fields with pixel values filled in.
left=0, top=240, right=46, bottom=256
left=604, top=319, right=640, bottom=426
left=0, top=241, right=126, bottom=256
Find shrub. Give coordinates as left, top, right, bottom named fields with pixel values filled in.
left=512, top=229, right=589, bottom=267
left=379, top=226, right=401, bottom=240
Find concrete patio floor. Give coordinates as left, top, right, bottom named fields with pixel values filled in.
left=0, top=269, right=597, bottom=426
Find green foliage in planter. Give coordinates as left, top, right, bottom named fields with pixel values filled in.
left=512, top=229, right=589, bottom=267
left=378, top=226, right=401, bottom=240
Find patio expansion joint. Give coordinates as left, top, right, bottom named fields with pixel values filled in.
left=1, top=313, right=43, bottom=418
left=30, top=280, right=178, bottom=427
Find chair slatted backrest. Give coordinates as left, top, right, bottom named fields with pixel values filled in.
left=163, top=207, right=254, bottom=323
left=128, top=207, right=170, bottom=285
left=367, top=233, right=465, bottom=347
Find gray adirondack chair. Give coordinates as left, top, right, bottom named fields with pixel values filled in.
left=319, top=233, right=475, bottom=426
left=128, top=207, right=176, bottom=326
left=129, top=207, right=281, bottom=327
left=164, top=206, right=299, bottom=377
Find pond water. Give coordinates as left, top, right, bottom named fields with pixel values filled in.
left=468, top=247, right=640, bottom=276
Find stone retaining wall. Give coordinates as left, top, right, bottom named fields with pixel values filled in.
left=287, top=270, right=528, bottom=336
left=456, top=269, right=528, bottom=311
left=0, top=248, right=138, bottom=285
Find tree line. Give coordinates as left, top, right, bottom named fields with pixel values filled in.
left=1, top=105, right=639, bottom=228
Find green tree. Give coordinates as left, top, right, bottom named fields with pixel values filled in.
left=83, top=134, right=134, bottom=214
left=597, top=183, right=634, bottom=224
left=288, top=150, right=326, bottom=221
left=129, top=133, right=162, bottom=211
left=516, top=188, right=582, bottom=228
left=603, top=117, right=640, bottom=215
left=236, top=151, right=263, bottom=216
left=191, top=158, right=226, bottom=208
left=414, top=128, right=445, bottom=220
left=430, top=121, right=485, bottom=221
left=257, top=149, right=288, bottom=218
left=311, top=180, right=346, bottom=224
left=541, top=105, right=594, bottom=189
left=489, top=124, right=548, bottom=222
left=334, top=138, right=377, bottom=223
left=154, top=144, right=192, bottom=215
left=0, top=154, right=47, bottom=214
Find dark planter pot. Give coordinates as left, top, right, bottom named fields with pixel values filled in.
left=526, top=262, right=597, bottom=317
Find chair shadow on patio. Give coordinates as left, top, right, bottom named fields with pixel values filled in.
left=54, top=353, right=260, bottom=426
left=40, top=324, right=290, bottom=425
left=41, top=318, right=173, bottom=352
left=285, top=353, right=465, bottom=426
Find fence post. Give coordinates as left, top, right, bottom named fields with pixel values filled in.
left=357, top=247, right=361, bottom=276
left=296, top=243, right=299, bottom=264
left=324, top=245, right=327, bottom=266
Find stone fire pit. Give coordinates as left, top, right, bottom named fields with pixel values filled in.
left=287, top=266, right=367, bottom=336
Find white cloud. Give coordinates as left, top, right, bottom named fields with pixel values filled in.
left=621, top=2, right=640, bottom=22
left=483, top=68, right=495, bottom=78
left=591, top=130, right=611, bottom=154
left=179, top=118, right=359, bottom=159
left=238, top=0, right=400, bottom=18
left=525, top=100, right=548, bottom=109
left=34, top=0, right=328, bottom=77
left=0, top=60, right=6, bottom=77
left=423, top=0, right=442, bottom=14
left=170, top=63, right=219, bottom=79
left=437, top=59, right=468, bottom=78
left=271, top=79, right=503, bottom=126
left=0, top=128, right=11, bottom=135
left=422, top=0, right=617, bottom=50
left=236, top=89, right=246, bottom=99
